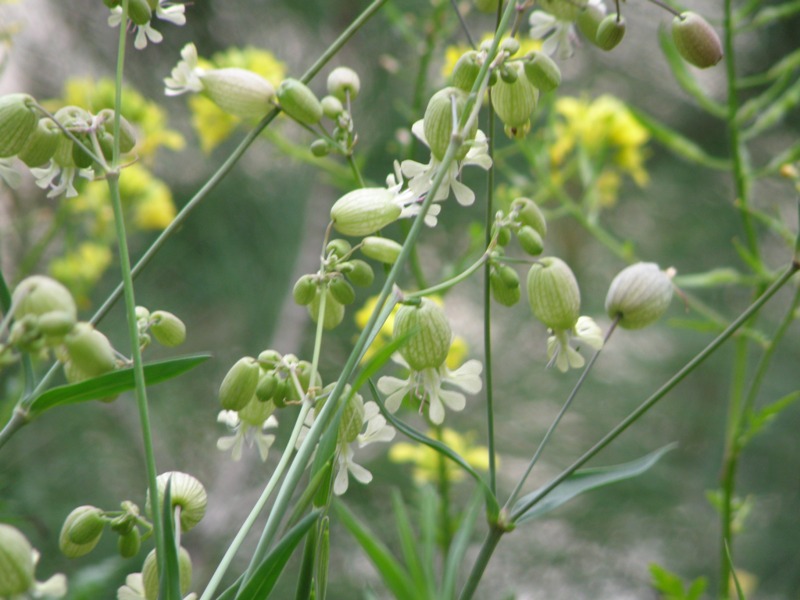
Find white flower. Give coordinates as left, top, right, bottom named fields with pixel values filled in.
left=217, top=409, right=278, bottom=461
left=400, top=120, right=492, bottom=208
left=30, top=160, right=93, bottom=198
left=108, top=1, right=186, bottom=50
left=333, top=444, right=373, bottom=495
left=546, top=315, right=604, bottom=372
left=164, top=43, right=204, bottom=96
left=377, top=355, right=483, bottom=425
left=117, top=573, right=146, bottom=600
left=0, top=157, right=21, bottom=188
left=529, top=11, right=577, bottom=59
left=385, top=160, right=441, bottom=226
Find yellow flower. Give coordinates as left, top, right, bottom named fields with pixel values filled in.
left=188, top=46, right=286, bottom=153
left=57, top=77, right=185, bottom=160
left=49, top=242, right=112, bottom=307
left=389, top=428, right=491, bottom=484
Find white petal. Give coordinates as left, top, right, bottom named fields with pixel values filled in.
left=450, top=178, right=475, bottom=206
left=438, top=388, right=466, bottom=412
left=410, top=119, right=428, bottom=146
left=333, top=460, right=350, bottom=495
left=428, top=395, right=445, bottom=425
left=348, top=460, right=373, bottom=485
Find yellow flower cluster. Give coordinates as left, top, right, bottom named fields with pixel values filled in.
left=49, top=242, right=112, bottom=308
left=549, top=95, right=650, bottom=206
left=389, top=428, right=491, bottom=484
left=189, top=46, right=286, bottom=153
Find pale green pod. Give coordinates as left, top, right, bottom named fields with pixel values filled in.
left=672, top=12, right=723, bottom=68
left=145, top=471, right=207, bottom=533
left=605, top=262, right=674, bottom=329
left=0, top=524, right=35, bottom=596
left=200, top=68, right=275, bottom=119
left=64, top=322, right=117, bottom=377
left=277, top=78, right=323, bottom=125
left=0, top=93, right=37, bottom=158
left=330, top=187, right=402, bottom=237
left=393, top=298, right=452, bottom=371
left=219, top=357, right=260, bottom=411
left=492, top=63, right=538, bottom=130
left=142, top=546, right=192, bottom=600
left=526, top=257, right=581, bottom=331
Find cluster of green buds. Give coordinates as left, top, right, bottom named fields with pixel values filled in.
left=0, top=523, right=66, bottom=598
left=488, top=198, right=548, bottom=306
left=293, top=238, right=378, bottom=330
left=219, top=349, right=322, bottom=414
left=309, top=66, right=362, bottom=158
left=136, top=305, right=187, bottom=349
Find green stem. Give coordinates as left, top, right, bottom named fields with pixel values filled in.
left=458, top=524, right=503, bottom=600
left=435, top=425, right=453, bottom=554
left=405, top=251, right=491, bottom=299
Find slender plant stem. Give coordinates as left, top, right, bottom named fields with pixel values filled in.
left=406, top=251, right=491, bottom=299
left=458, top=524, right=504, bottom=600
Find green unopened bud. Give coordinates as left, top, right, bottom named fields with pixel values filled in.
left=605, top=262, right=674, bottom=329
left=361, top=236, right=402, bottom=264
left=277, top=78, right=323, bottom=125
left=596, top=14, right=626, bottom=51
left=256, top=372, right=279, bottom=401
left=523, top=51, right=561, bottom=92
left=339, top=259, right=374, bottom=287
left=393, top=299, right=452, bottom=371
left=327, top=67, right=360, bottom=102
left=511, top=197, right=547, bottom=237
left=64, top=322, right=117, bottom=377
left=293, top=274, right=318, bottom=306
left=517, top=225, right=544, bottom=256
left=499, top=64, right=518, bottom=84
left=320, top=95, right=344, bottom=119
left=329, top=276, right=356, bottom=305
left=0, top=524, right=34, bottom=596
left=451, top=51, right=482, bottom=92
left=257, top=349, right=282, bottom=369
left=128, top=0, right=153, bottom=25
left=17, top=118, right=61, bottom=167
left=326, top=238, right=352, bottom=259
left=142, top=546, right=192, bottom=600
left=0, top=93, right=38, bottom=158
left=146, top=471, right=207, bottom=533
left=219, top=357, right=260, bottom=411
left=423, top=87, right=475, bottom=161
left=199, top=68, right=275, bottom=119
left=577, top=1, right=607, bottom=44
left=149, top=310, right=186, bottom=347
left=310, top=138, right=331, bottom=156
left=497, top=226, right=511, bottom=246
left=492, top=63, right=538, bottom=130
left=97, top=109, right=137, bottom=155
left=37, top=311, right=76, bottom=340
left=59, top=506, right=104, bottom=558
left=527, top=257, right=581, bottom=331
left=339, top=392, right=365, bottom=443
left=672, top=12, right=723, bottom=69
left=117, top=527, right=141, bottom=558
left=12, top=275, right=77, bottom=321
left=71, top=132, right=94, bottom=169
left=308, top=289, right=345, bottom=330
left=330, top=187, right=402, bottom=237
left=490, top=267, right=521, bottom=306
left=500, top=37, right=521, bottom=56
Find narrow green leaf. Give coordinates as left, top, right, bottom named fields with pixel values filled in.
left=747, top=0, right=800, bottom=29
left=286, top=459, right=331, bottom=530
left=658, top=28, right=727, bottom=119
left=513, top=444, right=676, bottom=524
left=743, top=77, right=800, bottom=140
left=629, top=107, right=730, bottom=170
left=673, top=268, right=753, bottom=289
left=368, top=380, right=500, bottom=519
left=740, top=391, right=800, bottom=447
left=333, top=500, right=417, bottom=600
left=27, top=354, right=210, bottom=417
left=293, top=526, right=316, bottom=600
left=234, top=509, right=321, bottom=600
left=737, top=72, right=794, bottom=125
left=391, top=490, right=433, bottom=597
left=0, top=269, right=11, bottom=314
left=757, top=140, right=800, bottom=176
left=159, top=479, right=183, bottom=600
left=441, top=490, right=483, bottom=600
left=314, top=517, right=330, bottom=600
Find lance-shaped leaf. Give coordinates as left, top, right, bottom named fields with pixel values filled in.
left=512, top=444, right=676, bottom=524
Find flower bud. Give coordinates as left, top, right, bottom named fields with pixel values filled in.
left=605, top=262, right=674, bottom=329
left=672, top=12, right=723, bottom=68
left=37, top=311, right=76, bottom=340
left=517, top=225, right=544, bottom=256
left=256, top=372, right=279, bottom=401
left=595, top=14, right=626, bottom=51
left=527, top=257, right=580, bottom=331
left=308, top=289, right=345, bottom=330
left=499, top=64, right=519, bottom=84
left=511, top=197, right=547, bottom=237
left=329, top=276, right=356, bottom=305
left=522, top=51, right=561, bottom=93
left=490, top=267, right=521, bottom=306
left=0, top=524, right=35, bottom=596
left=12, top=275, right=77, bottom=322
left=199, top=68, right=275, bottom=119
left=339, top=392, right=365, bottom=443
left=117, top=527, right=141, bottom=558
left=0, top=93, right=38, bottom=158
left=577, top=1, right=607, bottom=44
left=423, top=87, right=475, bottom=161
left=128, top=0, right=153, bottom=26
left=321, top=95, right=344, bottom=119
left=149, top=310, right=186, bottom=347
left=326, top=238, right=352, bottom=259
left=64, top=322, right=117, bottom=377
left=496, top=226, right=511, bottom=246
left=293, top=274, right=318, bottom=306
left=17, top=118, right=61, bottom=167
left=219, top=357, right=260, bottom=411
left=257, top=349, right=282, bottom=369
left=330, top=187, right=402, bottom=237
left=310, top=139, right=331, bottom=157
left=327, top=67, right=360, bottom=102
left=361, top=236, right=402, bottom=264
left=492, top=63, right=538, bottom=130
left=97, top=109, right=138, bottom=155
left=339, top=259, right=374, bottom=287
left=59, top=506, right=104, bottom=558
left=500, top=37, right=521, bottom=57
left=146, top=471, right=207, bottom=533
left=393, top=299, right=452, bottom=371
left=142, top=546, right=192, bottom=600
left=451, top=51, right=482, bottom=92
left=277, top=78, right=323, bottom=125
